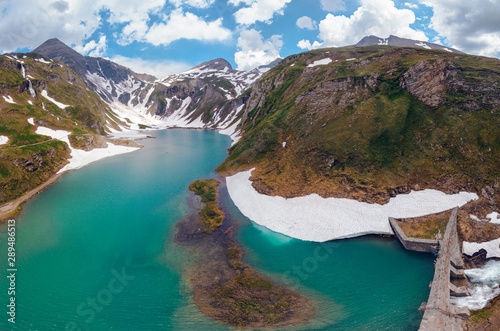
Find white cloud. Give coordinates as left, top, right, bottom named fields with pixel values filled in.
left=111, top=55, right=190, bottom=77
left=117, top=19, right=150, bottom=46
left=228, top=0, right=254, bottom=5
left=297, top=39, right=323, bottom=50
left=320, top=0, right=346, bottom=12
left=0, top=0, right=231, bottom=53
left=75, top=35, right=107, bottom=57
left=296, top=16, right=317, bottom=30
left=234, top=29, right=282, bottom=71
left=144, top=9, right=232, bottom=46
left=404, top=2, right=418, bottom=9
left=0, top=0, right=166, bottom=52
left=233, top=0, right=291, bottom=25
left=170, top=0, right=215, bottom=8
left=313, top=0, right=427, bottom=47
left=421, top=0, right=500, bottom=58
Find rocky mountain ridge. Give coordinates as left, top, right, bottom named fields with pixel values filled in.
left=356, top=35, right=463, bottom=53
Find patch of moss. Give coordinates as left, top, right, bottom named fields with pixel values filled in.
left=189, top=179, right=219, bottom=202
left=188, top=179, right=224, bottom=233
left=470, top=305, right=494, bottom=322
left=210, top=270, right=294, bottom=327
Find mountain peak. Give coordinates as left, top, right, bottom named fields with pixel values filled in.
left=33, top=38, right=85, bottom=63
left=190, top=58, right=233, bottom=72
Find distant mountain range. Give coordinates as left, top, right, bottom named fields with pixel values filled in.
left=32, top=38, right=276, bottom=131
left=356, top=35, right=463, bottom=53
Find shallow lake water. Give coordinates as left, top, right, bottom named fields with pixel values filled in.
left=0, top=129, right=434, bottom=330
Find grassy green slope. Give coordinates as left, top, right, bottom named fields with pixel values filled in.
left=217, top=46, right=500, bottom=203
left=0, top=54, right=116, bottom=205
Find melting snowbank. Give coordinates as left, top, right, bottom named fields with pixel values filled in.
left=488, top=212, right=500, bottom=224
left=218, top=119, right=241, bottom=145
left=451, top=261, right=500, bottom=310
left=226, top=169, right=478, bottom=242
left=2, top=95, right=16, bottom=104
left=35, top=126, right=139, bottom=173
left=0, top=135, right=9, bottom=145
left=308, top=58, right=332, bottom=68
left=463, top=237, right=500, bottom=259
left=41, top=90, right=70, bottom=109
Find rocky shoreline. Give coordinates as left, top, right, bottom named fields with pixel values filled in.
left=175, top=177, right=315, bottom=328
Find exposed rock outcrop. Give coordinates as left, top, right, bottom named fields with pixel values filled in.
left=400, top=59, right=459, bottom=107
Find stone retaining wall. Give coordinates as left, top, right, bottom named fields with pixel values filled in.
left=389, top=218, right=438, bottom=253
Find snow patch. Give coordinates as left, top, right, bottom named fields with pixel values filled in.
left=226, top=169, right=478, bottom=242
left=282, top=141, right=286, bottom=148
left=0, top=135, right=9, bottom=145
left=160, top=97, right=205, bottom=128
left=41, top=90, right=70, bottom=109
left=108, top=99, right=164, bottom=131
left=35, top=126, right=139, bottom=173
left=346, top=58, right=357, bottom=61
left=27, top=118, right=34, bottom=125
left=415, top=42, right=431, bottom=49
left=28, top=100, right=33, bottom=105
left=308, top=58, right=333, bottom=68
left=487, top=212, right=500, bottom=224
left=36, top=58, right=52, bottom=64
left=463, top=237, right=500, bottom=258
left=470, top=214, right=481, bottom=222
left=378, top=38, right=388, bottom=45
left=219, top=119, right=242, bottom=146
left=3, top=95, right=16, bottom=104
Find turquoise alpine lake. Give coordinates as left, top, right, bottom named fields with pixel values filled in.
left=0, top=129, right=434, bottom=330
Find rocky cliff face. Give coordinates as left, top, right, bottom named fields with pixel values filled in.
left=400, top=59, right=458, bottom=107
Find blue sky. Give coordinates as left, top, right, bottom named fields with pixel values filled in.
left=1, top=0, right=499, bottom=77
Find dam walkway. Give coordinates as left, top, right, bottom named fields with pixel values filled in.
left=389, top=208, right=470, bottom=331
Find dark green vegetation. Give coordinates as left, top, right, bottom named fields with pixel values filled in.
left=0, top=54, right=118, bottom=206
left=210, top=269, right=298, bottom=326
left=217, top=46, right=500, bottom=203
left=188, top=179, right=224, bottom=233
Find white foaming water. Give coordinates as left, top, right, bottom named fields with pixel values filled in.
left=451, top=261, right=500, bottom=310
left=467, top=260, right=500, bottom=284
